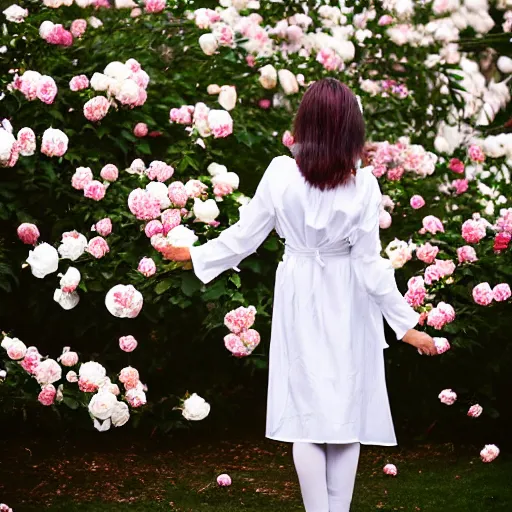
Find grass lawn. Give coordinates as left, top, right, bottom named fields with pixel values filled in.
left=1, top=436, right=510, bottom=511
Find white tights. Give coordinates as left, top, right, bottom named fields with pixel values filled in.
left=292, top=442, right=361, bottom=512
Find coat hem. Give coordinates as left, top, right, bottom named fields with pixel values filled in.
left=265, top=434, right=397, bottom=446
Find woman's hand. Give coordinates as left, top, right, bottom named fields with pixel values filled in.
left=402, top=329, right=437, bottom=356
left=161, top=246, right=191, bottom=262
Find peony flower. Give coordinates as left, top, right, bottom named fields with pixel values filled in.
left=128, top=188, right=161, bottom=220
left=5, top=337, right=27, bottom=360
left=207, top=110, right=233, bottom=138
left=36, top=76, right=58, bottom=105
left=41, top=128, right=68, bottom=157
left=493, top=283, right=511, bottom=302
left=170, top=105, right=194, bottom=125
left=165, top=225, right=198, bottom=248
left=480, top=444, right=499, bottom=463
left=111, top=401, right=130, bottom=427
left=182, top=393, right=210, bottom=421
left=493, top=232, right=511, bottom=253
left=416, top=242, right=439, bottom=264
left=72, top=167, right=93, bottom=190
left=27, top=242, right=59, bottom=278
left=3, top=4, right=28, bottom=23
left=468, top=404, right=483, bottom=418
left=161, top=208, right=181, bottom=234
left=193, top=198, right=220, bottom=223
left=87, top=236, right=109, bottom=259
left=138, top=257, right=156, bottom=277
left=434, top=337, right=450, bottom=354
left=88, top=391, right=118, bottom=420
left=472, top=282, right=493, bottom=306
left=119, top=366, right=139, bottom=390
left=70, top=75, right=90, bottom=92
left=58, top=231, right=87, bottom=261
left=84, top=180, right=106, bottom=201
left=168, top=181, right=188, bottom=207
left=217, top=474, right=232, bottom=487
left=185, top=179, right=207, bottom=198
left=457, top=245, right=478, bottom=263
left=448, top=158, right=465, bottom=173
left=410, top=195, right=425, bottom=209
left=144, top=0, right=166, bottom=13
left=94, top=218, right=112, bottom=237
left=17, top=127, right=36, bottom=156
left=83, top=96, right=110, bottom=122
left=383, top=464, right=397, bottom=476
left=422, top=215, right=444, bottom=234
left=100, top=163, right=118, bottom=182
left=20, top=347, right=41, bottom=374
left=404, top=276, right=426, bottom=308
left=385, top=239, right=413, bottom=269
left=125, top=387, right=146, bottom=407
left=278, top=69, right=299, bottom=95
left=144, top=220, right=164, bottom=238
left=53, top=289, right=80, bottom=310
left=38, top=384, right=57, bottom=406
left=115, top=79, right=140, bottom=106
left=438, top=388, right=457, bottom=405
left=218, top=85, right=237, bottom=111
left=71, top=19, right=87, bottom=38
left=105, top=284, right=144, bottom=318
left=282, top=130, right=294, bottom=148
left=452, top=179, right=468, bottom=195
left=66, top=370, right=78, bottom=383
left=259, top=65, right=277, bottom=89
left=119, top=335, right=138, bottom=353
left=468, top=144, right=485, bottom=163
left=17, top=223, right=40, bottom=245
left=224, top=306, right=256, bottom=334
left=133, top=122, right=148, bottom=137
left=461, top=219, right=486, bottom=244
left=211, top=171, right=239, bottom=192
left=78, top=361, right=106, bottom=392
left=146, top=160, right=174, bottom=182
left=58, top=347, right=79, bottom=367
left=34, top=359, right=62, bottom=386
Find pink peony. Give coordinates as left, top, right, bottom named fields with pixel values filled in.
left=71, top=19, right=87, bottom=38
left=144, top=0, right=166, bottom=13
left=144, top=220, right=164, bottom=238
left=59, top=347, right=79, bottom=367
left=473, top=283, right=493, bottom=306
left=448, top=158, right=465, bottom=174
left=224, top=334, right=252, bottom=357
left=170, top=105, right=194, bottom=125
left=424, top=264, right=442, bottom=285
left=87, top=236, right=109, bottom=259
left=119, top=335, right=138, bottom=353
left=161, top=208, right=181, bottom=235
left=105, top=284, right=144, bottom=319
left=66, top=370, right=78, bottom=383
left=468, top=144, right=485, bottom=163
left=134, top=122, right=148, bottom=138
left=20, top=347, right=41, bottom=374
left=138, top=257, right=156, bottom=277
left=72, top=167, right=94, bottom=190
left=434, top=337, right=451, bottom=354
left=422, top=215, right=444, bottom=234
left=208, top=110, right=233, bottom=139
left=438, top=302, right=455, bottom=323
left=45, top=24, right=73, bottom=46
left=457, top=245, right=478, bottom=263
left=383, top=464, right=397, bottom=476
left=378, top=14, right=394, bottom=25
left=452, top=179, right=468, bottom=195
left=438, top=389, right=457, bottom=405
left=410, top=195, right=425, bottom=209
left=217, top=474, right=232, bottom=487
left=94, top=218, right=112, bottom=237
left=34, top=359, right=62, bottom=386
left=435, top=259, right=456, bottom=278
left=282, top=130, right=294, bottom=148
left=84, top=96, right=110, bottom=122
left=224, top=306, right=257, bottom=334
left=316, top=47, right=343, bottom=71
left=480, top=445, right=499, bottom=463
left=404, top=276, right=426, bottom=308
left=6, top=338, right=27, bottom=360
left=467, top=404, right=483, bottom=418
left=259, top=99, right=271, bottom=109
left=36, top=76, right=58, bottom=105
left=128, top=188, right=161, bottom=220
left=168, top=181, right=188, bottom=207
left=125, top=387, right=146, bottom=407
left=240, top=329, right=261, bottom=351
left=38, top=384, right=57, bottom=406
left=214, top=183, right=233, bottom=198
left=494, top=232, right=511, bottom=253
left=17, top=223, right=40, bottom=245
left=427, top=302, right=455, bottom=330
left=69, top=75, right=89, bottom=91
left=84, top=180, right=106, bottom=201
left=496, top=208, right=512, bottom=234
left=416, top=243, right=439, bottom=264
left=100, top=164, right=119, bottom=182
left=461, top=219, right=486, bottom=244
left=387, top=166, right=404, bottom=181
left=41, top=128, right=68, bottom=157
left=146, top=160, right=174, bottom=182
left=119, top=366, right=140, bottom=390
left=185, top=179, right=208, bottom=198
left=17, top=127, right=36, bottom=156
left=493, top=283, right=511, bottom=302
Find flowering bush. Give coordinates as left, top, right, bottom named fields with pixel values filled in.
left=0, top=0, right=511, bottom=449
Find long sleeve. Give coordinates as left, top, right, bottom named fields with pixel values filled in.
left=190, top=162, right=276, bottom=285
left=350, top=173, right=419, bottom=340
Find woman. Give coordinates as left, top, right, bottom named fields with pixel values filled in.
left=164, top=78, right=436, bottom=512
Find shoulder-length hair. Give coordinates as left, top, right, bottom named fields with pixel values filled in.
left=292, top=78, right=365, bottom=190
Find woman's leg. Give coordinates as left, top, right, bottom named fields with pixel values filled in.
left=325, top=442, right=361, bottom=512
left=292, top=442, right=330, bottom=512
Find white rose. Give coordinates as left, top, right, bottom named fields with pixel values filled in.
left=35, top=359, right=62, bottom=386
left=53, top=289, right=80, bottom=310
left=212, top=171, right=239, bottom=190
left=58, top=233, right=88, bottom=261
left=182, top=393, right=211, bottom=421
left=497, top=56, right=512, bottom=74
left=199, top=33, right=218, bottom=55
left=259, top=64, right=277, bottom=89
left=27, top=243, right=59, bottom=278
left=146, top=181, right=171, bottom=209
left=104, top=61, right=131, bottom=81
left=59, top=266, right=81, bottom=291
left=207, top=162, right=228, bottom=176
left=0, top=129, right=16, bottom=165
left=277, top=69, right=299, bottom=95
left=79, top=361, right=107, bottom=386
left=3, top=4, right=28, bottom=23
left=105, top=284, right=143, bottom=318
left=193, top=198, right=220, bottom=223
left=93, top=418, right=111, bottom=431
left=88, top=391, right=118, bottom=420
left=218, top=85, right=237, bottom=111
left=166, top=225, right=198, bottom=248
left=111, top=401, right=130, bottom=427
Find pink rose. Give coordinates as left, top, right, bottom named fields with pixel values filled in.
left=452, top=179, right=468, bottom=195
left=146, top=160, right=174, bottom=182
left=472, top=283, right=493, bottom=306
left=480, top=444, right=499, bottom=463
left=422, top=215, right=444, bottom=234
left=17, top=223, right=40, bottom=245
left=134, top=122, right=148, bottom=138
left=128, top=188, right=161, bottom=220
left=467, top=404, right=483, bottom=418
left=84, top=180, right=106, bottom=201
left=217, top=474, right=232, bottom=487
left=410, top=195, right=425, bottom=209
left=168, top=181, right=188, bottom=207
left=38, top=384, right=57, bottom=406
left=71, top=19, right=87, bottom=38
left=69, top=74, right=89, bottom=91
left=144, top=0, right=166, bottom=13
left=448, top=158, right=465, bottom=174
left=492, top=283, right=511, bottom=302
left=94, top=218, right=112, bottom=237
left=87, top=236, right=109, bottom=259
left=416, top=243, right=439, bottom=264
left=144, top=220, right=164, bottom=237
left=438, top=388, right=457, bottom=405
left=119, top=335, right=138, bottom=353
left=36, top=76, right=58, bottom=105
left=100, top=164, right=119, bottom=182
left=138, top=257, right=156, bottom=277
left=457, top=245, right=478, bottom=263
left=282, top=130, right=294, bottom=148
left=119, top=366, right=140, bottom=390
left=468, top=144, right=485, bottom=163
left=84, top=96, right=110, bottom=122
left=383, top=464, right=397, bottom=476
left=434, top=337, right=451, bottom=354
left=224, top=306, right=257, bottom=334
left=72, top=167, right=94, bottom=190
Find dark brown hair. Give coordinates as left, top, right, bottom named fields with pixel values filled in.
left=293, top=78, right=365, bottom=190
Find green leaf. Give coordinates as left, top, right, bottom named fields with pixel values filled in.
left=202, top=280, right=228, bottom=301
left=155, top=278, right=173, bottom=295
left=63, top=397, right=80, bottom=410
left=229, top=273, right=241, bottom=288
left=138, top=142, right=152, bottom=155
left=181, top=272, right=203, bottom=297
left=263, top=237, right=280, bottom=252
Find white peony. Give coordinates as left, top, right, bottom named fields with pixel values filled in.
left=259, top=64, right=277, bottom=89
left=212, top=172, right=239, bottom=191
left=27, top=243, right=59, bottom=278
left=199, top=33, right=218, bottom=55
left=3, top=4, right=28, bottom=23
left=79, top=361, right=107, bottom=386
left=166, top=225, right=198, bottom=248
left=88, top=16, right=103, bottom=28
left=88, top=391, right=118, bottom=420
left=218, top=85, right=237, bottom=111
left=129, top=158, right=146, bottom=174
left=497, top=56, right=512, bottom=74
left=3, top=337, right=26, bottom=360
left=105, top=284, right=143, bottom=318
left=182, top=393, right=211, bottom=421
left=59, top=266, right=81, bottom=292
left=207, top=84, right=221, bottom=95
left=0, top=129, right=16, bottom=165
left=58, top=233, right=88, bottom=261
left=146, top=181, right=171, bottom=210
left=115, top=79, right=139, bottom=104
left=111, top=401, right=130, bottom=427
left=207, top=162, right=228, bottom=176
left=93, top=418, right=111, bottom=432
left=193, top=198, right=220, bottom=223
left=104, top=61, right=131, bottom=81
left=39, top=21, right=55, bottom=39
left=35, top=359, right=62, bottom=386
left=278, top=69, right=299, bottom=95
left=90, top=73, right=112, bottom=92
left=53, top=289, right=80, bottom=310
left=385, top=239, right=414, bottom=269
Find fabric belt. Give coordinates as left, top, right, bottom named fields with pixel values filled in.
left=284, top=245, right=351, bottom=268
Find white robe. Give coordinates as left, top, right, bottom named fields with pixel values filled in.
left=190, top=156, right=419, bottom=446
